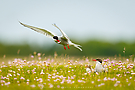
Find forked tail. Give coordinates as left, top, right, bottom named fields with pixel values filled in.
left=70, top=43, right=82, bottom=51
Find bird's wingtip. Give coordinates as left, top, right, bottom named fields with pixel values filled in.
left=78, top=47, right=83, bottom=51
left=18, top=21, right=23, bottom=25
left=52, top=23, right=56, bottom=25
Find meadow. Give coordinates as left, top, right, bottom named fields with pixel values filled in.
left=0, top=52, right=135, bottom=90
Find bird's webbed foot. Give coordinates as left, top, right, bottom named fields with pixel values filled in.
left=64, top=46, right=66, bottom=50
left=67, top=44, right=70, bottom=49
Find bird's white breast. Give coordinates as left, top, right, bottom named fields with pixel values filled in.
left=58, top=36, right=69, bottom=45
left=95, top=61, right=104, bottom=72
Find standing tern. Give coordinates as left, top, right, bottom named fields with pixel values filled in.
left=19, top=22, right=82, bottom=51
left=92, top=59, right=105, bottom=72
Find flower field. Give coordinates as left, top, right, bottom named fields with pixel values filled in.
left=0, top=53, right=135, bottom=90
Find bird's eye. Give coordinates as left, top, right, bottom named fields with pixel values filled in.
left=53, top=36, right=58, bottom=40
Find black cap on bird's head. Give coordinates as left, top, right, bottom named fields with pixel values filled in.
left=92, top=59, right=102, bottom=63
left=53, top=36, right=58, bottom=40
left=53, top=36, right=60, bottom=43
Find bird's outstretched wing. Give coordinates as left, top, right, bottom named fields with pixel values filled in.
left=52, top=23, right=69, bottom=40
left=19, top=22, right=56, bottom=38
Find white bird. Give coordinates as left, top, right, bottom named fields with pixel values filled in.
left=92, top=59, right=105, bottom=72
left=19, top=22, right=82, bottom=51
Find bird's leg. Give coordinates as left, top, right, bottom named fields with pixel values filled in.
left=67, top=44, right=70, bottom=49
left=64, top=45, right=66, bottom=50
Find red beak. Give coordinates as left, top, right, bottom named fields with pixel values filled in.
left=92, top=59, right=97, bottom=61
left=57, top=40, right=60, bottom=42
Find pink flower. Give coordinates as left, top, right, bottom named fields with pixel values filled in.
left=1, top=76, right=3, bottom=79
left=78, top=80, right=81, bottom=83
left=91, top=81, right=94, bottom=84
left=85, top=58, right=89, bottom=62
left=51, top=59, right=54, bottom=62
left=101, top=83, right=105, bottom=85
left=82, top=77, right=85, bottom=80
left=1, top=80, right=5, bottom=83
left=14, top=78, right=17, bottom=80
left=38, top=84, right=44, bottom=89
left=103, top=77, right=107, bottom=81
left=118, top=64, right=121, bottom=66
left=60, top=80, right=64, bottom=84
left=30, top=84, right=36, bottom=88
left=52, top=76, right=55, bottom=79
left=31, top=55, right=34, bottom=58
left=116, top=74, right=120, bottom=77
left=126, top=71, right=130, bottom=74
left=116, top=81, right=120, bottom=84
left=111, top=61, right=114, bottom=64
left=97, top=79, right=101, bottom=81
left=128, top=82, right=131, bottom=86
left=47, top=79, right=50, bottom=81
left=27, top=79, right=29, bottom=82
left=71, top=76, right=74, bottom=80
left=2, top=62, right=4, bottom=65
left=57, top=85, right=60, bottom=88
left=39, top=78, right=43, bottom=83
left=24, top=60, right=26, bottom=62
left=67, top=80, right=71, bottom=83
left=17, top=81, right=19, bottom=83
left=26, top=82, right=29, bottom=85
left=129, top=77, right=132, bottom=79
left=119, top=61, right=122, bottom=63
left=20, top=77, right=25, bottom=80
left=126, top=59, right=129, bottom=62
left=37, top=53, right=41, bottom=57
left=104, top=60, right=107, bottom=62
left=72, top=81, right=75, bottom=84
left=5, top=82, right=10, bottom=86
left=104, top=65, right=107, bottom=68
left=114, top=83, right=118, bottom=87
left=111, top=78, right=115, bottom=81
left=38, top=57, right=41, bottom=60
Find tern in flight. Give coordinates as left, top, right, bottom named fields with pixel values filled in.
left=19, top=22, right=82, bottom=51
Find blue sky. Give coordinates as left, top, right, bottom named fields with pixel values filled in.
left=0, top=0, right=135, bottom=46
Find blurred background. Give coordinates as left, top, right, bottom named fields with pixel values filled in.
left=0, top=0, right=135, bottom=57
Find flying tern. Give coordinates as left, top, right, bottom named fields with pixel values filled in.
left=19, top=22, right=82, bottom=51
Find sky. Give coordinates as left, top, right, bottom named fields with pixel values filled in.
left=0, top=0, right=135, bottom=47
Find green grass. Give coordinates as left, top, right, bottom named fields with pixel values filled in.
left=0, top=53, right=135, bottom=90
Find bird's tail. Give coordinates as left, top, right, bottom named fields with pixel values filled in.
left=70, top=43, right=82, bottom=51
